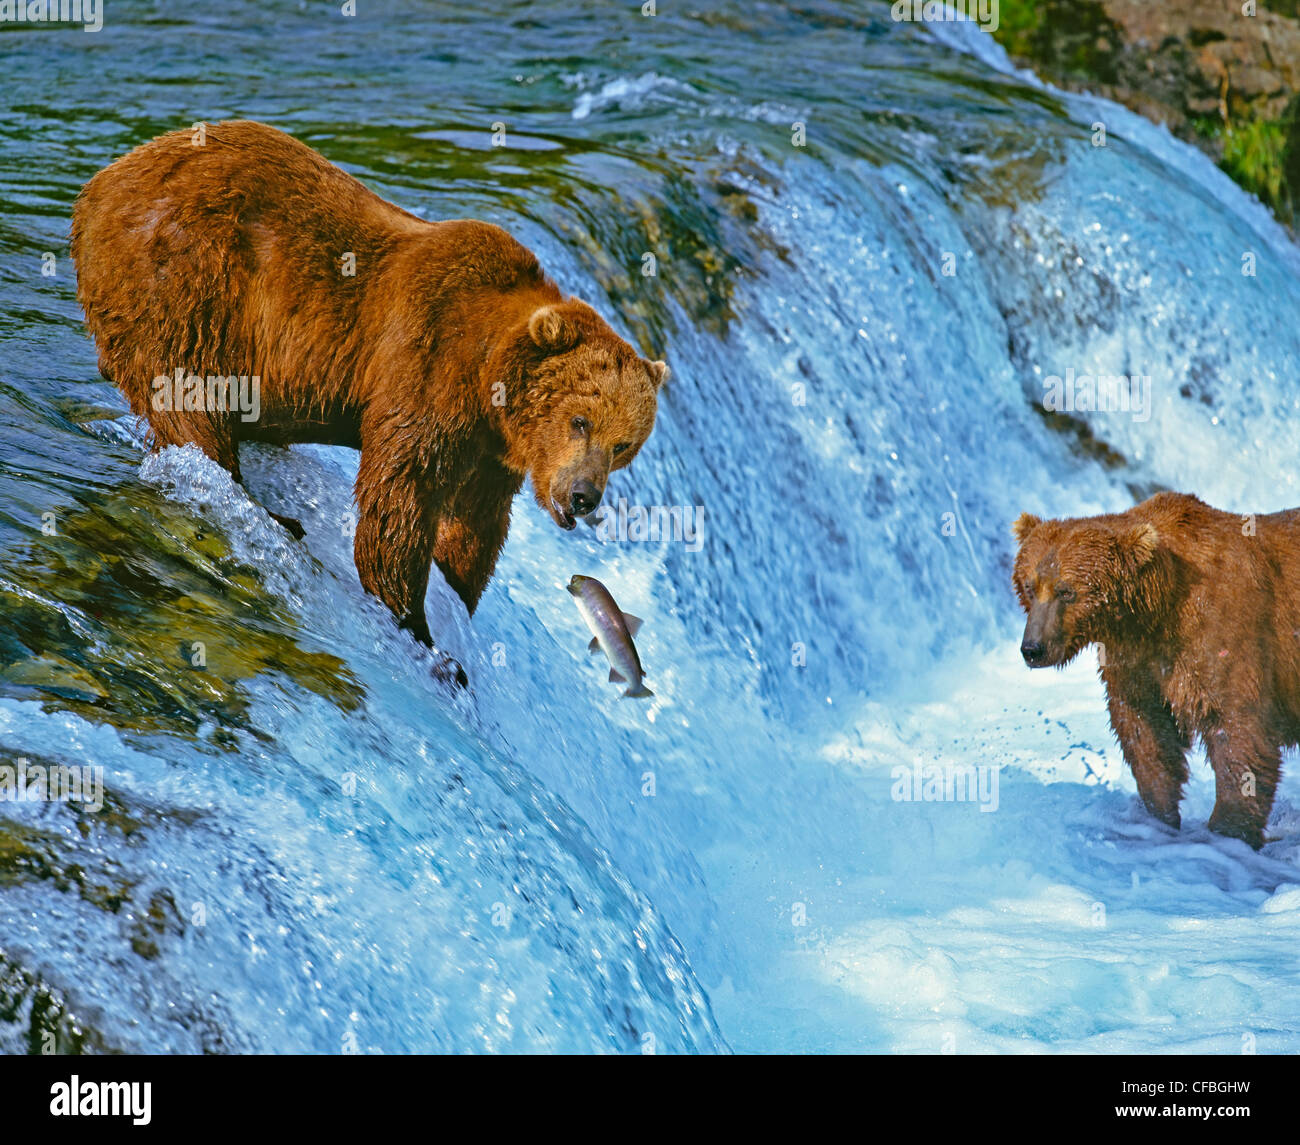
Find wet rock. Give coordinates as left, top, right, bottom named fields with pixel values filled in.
left=0, top=953, right=108, bottom=1055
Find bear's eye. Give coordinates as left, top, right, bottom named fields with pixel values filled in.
left=1056, top=584, right=1077, bottom=602
left=571, top=416, right=590, bottom=436
left=612, top=442, right=631, bottom=456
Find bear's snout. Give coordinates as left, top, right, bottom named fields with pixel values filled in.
left=569, top=479, right=602, bottom=518
left=1018, top=597, right=1066, bottom=668
left=548, top=456, right=608, bottom=529
left=1020, top=638, right=1047, bottom=666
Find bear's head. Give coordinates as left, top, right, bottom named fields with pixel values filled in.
left=1011, top=511, right=1162, bottom=668
left=504, top=301, right=667, bottom=530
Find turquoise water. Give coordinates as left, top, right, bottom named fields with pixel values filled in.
left=3, top=1, right=1300, bottom=1052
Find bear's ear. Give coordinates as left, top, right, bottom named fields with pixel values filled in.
left=528, top=306, right=579, bottom=352
left=1126, top=522, right=1159, bottom=568
left=646, top=360, right=669, bottom=388
left=1011, top=512, right=1042, bottom=543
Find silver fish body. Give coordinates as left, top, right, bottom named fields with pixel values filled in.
left=566, top=575, right=653, bottom=699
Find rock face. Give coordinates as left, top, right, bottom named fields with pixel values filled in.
left=994, top=0, right=1300, bottom=224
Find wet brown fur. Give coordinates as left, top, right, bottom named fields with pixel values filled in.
left=70, top=120, right=666, bottom=642
left=1012, top=491, right=1300, bottom=848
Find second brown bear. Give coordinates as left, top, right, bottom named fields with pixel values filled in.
left=1013, top=491, right=1300, bottom=848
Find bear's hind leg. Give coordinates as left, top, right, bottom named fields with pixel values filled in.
left=149, top=409, right=242, bottom=481
left=150, top=411, right=304, bottom=538
left=1204, top=719, right=1279, bottom=849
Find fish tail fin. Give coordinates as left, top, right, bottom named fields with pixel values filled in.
left=624, top=683, right=655, bottom=699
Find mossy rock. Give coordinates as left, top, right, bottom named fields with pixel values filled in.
left=0, top=482, right=364, bottom=739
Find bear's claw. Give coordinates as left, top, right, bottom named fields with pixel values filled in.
left=432, top=654, right=469, bottom=690
left=269, top=512, right=305, bottom=540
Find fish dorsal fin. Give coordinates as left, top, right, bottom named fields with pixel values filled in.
left=621, top=613, right=643, bottom=637
left=608, top=667, right=626, bottom=683
left=588, top=636, right=601, bottom=654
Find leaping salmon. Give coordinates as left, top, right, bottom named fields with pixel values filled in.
left=566, top=575, right=654, bottom=699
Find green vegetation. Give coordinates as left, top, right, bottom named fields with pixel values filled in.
left=1217, top=116, right=1289, bottom=217
left=1191, top=113, right=1291, bottom=220
left=990, top=0, right=1117, bottom=81
left=992, top=0, right=1047, bottom=60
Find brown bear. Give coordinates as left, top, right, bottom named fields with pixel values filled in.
left=70, top=120, right=667, bottom=659
left=1012, top=491, right=1300, bottom=849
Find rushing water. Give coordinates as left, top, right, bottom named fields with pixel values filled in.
left=3, top=1, right=1300, bottom=1053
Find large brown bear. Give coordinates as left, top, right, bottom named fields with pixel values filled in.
left=70, top=120, right=667, bottom=656
left=1012, top=491, right=1300, bottom=848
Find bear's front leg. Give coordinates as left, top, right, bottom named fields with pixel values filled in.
left=353, top=487, right=436, bottom=641
left=353, top=495, right=468, bottom=689
left=350, top=452, right=446, bottom=636
left=352, top=424, right=471, bottom=687
left=1106, top=682, right=1189, bottom=831
left=432, top=466, right=514, bottom=616
left=1204, top=719, right=1279, bottom=849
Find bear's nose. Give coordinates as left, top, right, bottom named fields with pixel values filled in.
left=570, top=480, right=602, bottom=517
left=1021, top=640, right=1046, bottom=665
